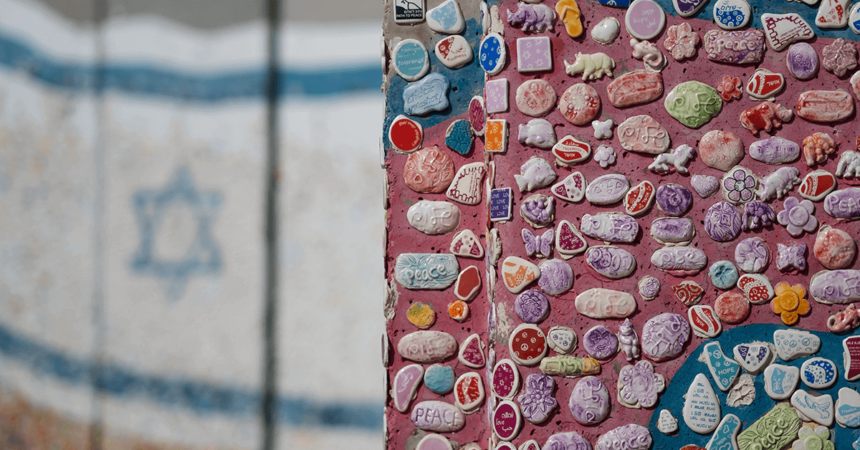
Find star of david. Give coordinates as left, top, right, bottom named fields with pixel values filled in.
left=131, top=167, right=222, bottom=300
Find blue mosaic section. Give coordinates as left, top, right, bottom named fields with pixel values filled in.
left=649, top=324, right=860, bottom=448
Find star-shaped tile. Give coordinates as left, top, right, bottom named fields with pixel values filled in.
left=131, top=167, right=222, bottom=300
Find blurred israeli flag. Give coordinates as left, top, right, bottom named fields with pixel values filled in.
left=0, top=0, right=383, bottom=448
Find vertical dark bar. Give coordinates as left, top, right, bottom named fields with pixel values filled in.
left=90, top=0, right=108, bottom=448
left=263, top=0, right=281, bottom=448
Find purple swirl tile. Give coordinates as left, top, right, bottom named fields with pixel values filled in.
left=581, top=213, right=639, bottom=243
left=735, top=237, right=769, bottom=273
left=638, top=276, right=661, bottom=300
left=515, top=290, right=549, bottom=323
left=641, top=313, right=690, bottom=361
left=517, top=373, right=557, bottom=424
left=596, top=424, right=652, bottom=450
left=787, top=42, right=819, bottom=80
left=650, top=217, right=695, bottom=245
left=583, top=325, right=618, bottom=359
left=656, top=183, right=693, bottom=216
left=568, top=376, right=610, bottom=425
left=545, top=431, right=593, bottom=450
left=586, top=246, right=636, bottom=279
left=704, top=201, right=742, bottom=242
left=538, top=259, right=573, bottom=296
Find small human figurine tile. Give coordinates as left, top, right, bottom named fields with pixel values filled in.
left=801, top=357, right=838, bottom=389
left=764, top=364, right=800, bottom=400
left=787, top=43, right=819, bottom=80
left=490, top=187, right=513, bottom=222
left=746, top=69, right=784, bottom=100
left=592, top=119, right=613, bottom=140
left=771, top=282, right=811, bottom=325
left=485, top=119, right=508, bottom=153
left=733, top=342, right=772, bottom=374
left=515, top=156, right=556, bottom=192
left=761, top=13, right=814, bottom=51
left=691, top=175, right=719, bottom=198
left=485, top=78, right=509, bottom=113
left=837, top=150, right=860, bottom=178
left=638, top=276, right=661, bottom=301
left=585, top=173, right=629, bottom=205
left=592, top=17, right=620, bottom=45
left=516, top=36, right=552, bottom=73
left=618, top=360, right=665, bottom=408
left=791, top=390, right=834, bottom=426
left=552, top=136, right=590, bottom=165
left=648, top=144, right=693, bottom=174
left=683, top=373, right=721, bottom=434
left=625, top=0, right=666, bottom=40
left=822, top=38, right=857, bottom=76
left=715, top=75, right=743, bottom=102
left=392, top=39, right=430, bottom=82
left=426, top=0, right=465, bottom=34
left=516, top=373, right=557, bottom=424
left=522, top=228, right=553, bottom=259
left=506, top=2, right=555, bottom=33
left=520, top=194, right=554, bottom=228
left=836, top=387, right=860, bottom=427
left=492, top=359, right=521, bottom=399
left=594, top=145, right=616, bottom=168
left=618, top=319, right=640, bottom=362
left=479, top=33, right=506, bottom=75
left=556, top=220, right=588, bottom=258
left=552, top=173, right=587, bottom=203
left=563, top=52, right=616, bottom=81
left=631, top=38, right=667, bottom=71
left=776, top=243, right=806, bottom=272
left=777, top=197, right=818, bottom=237
left=663, top=23, right=700, bottom=61
left=713, top=0, right=751, bottom=30
left=556, top=0, right=583, bottom=37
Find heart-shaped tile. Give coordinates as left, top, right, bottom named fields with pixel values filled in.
left=673, top=0, right=709, bottom=16
left=556, top=220, right=588, bottom=258
left=450, top=229, right=484, bottom=259
left=552, top=172, right=587, bottom=203
left=458, top=333, right=485, bottom=368
left=591, top=17, right=621, bottom=45
left=733, top=343, right=772, bottom=373
left=791, top=390, right=834, bottom=426
left=691, top=174, right=719, bottom=198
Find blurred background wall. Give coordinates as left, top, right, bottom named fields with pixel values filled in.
left=0, top=0, right=383, bottom=448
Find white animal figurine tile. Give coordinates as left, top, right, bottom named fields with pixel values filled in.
left=683, top=373, right=721, bottom=434
left=773, top=329, right=820, bottom=361
left=732, top=342, right=772, bottom=374
left=800, top=357, right=837, bottom=389
left=836, top=387, right=860, bottom=428
left=791, top=390, right=834, bottom=427
left=763, top=364, right=800, bottom=400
